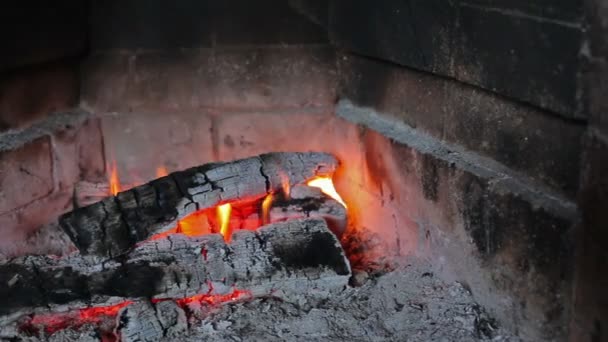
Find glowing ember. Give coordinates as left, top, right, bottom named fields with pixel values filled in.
left=178, top=211, right=211, bottom=236
left=175, top=289, right=251, bottom=307
left=307, top=176, right=347, bottom=208
left=156, top=166, right=169, bottom=178
left=21, top=290, right=251, bottom=337
left=261, top=193, right=274, bottom=225
left=108, top=161, right=121, bottom=196
left=20, top=301, right=132, bottom=335
left=217, top=203, right=233, bottom=241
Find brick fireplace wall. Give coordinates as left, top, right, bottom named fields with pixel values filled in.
left=0, top=2, right=105, bottom=253
left=0, top=1, right=605, bottom=341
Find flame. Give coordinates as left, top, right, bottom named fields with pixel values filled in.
left=156, top=166, right=169, bottom=178
left=261, top=193, right=274, bottom=225
left=217, top=203, right=232, bottom=241
left=108, top=161, right=121, bottom=196
left=177, top=211, right=211, bottom=236
left=307, top=176, right=347, bottom=208
left=280, top=172, right=291, bottom=198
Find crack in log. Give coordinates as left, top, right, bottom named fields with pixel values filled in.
left=99, top=201, right=111, bottom=258
left=113, top=197, right=136, bottom=249
left=28, top=260, right=51, bottom=310
left=258, top=159, right=271, bottom=194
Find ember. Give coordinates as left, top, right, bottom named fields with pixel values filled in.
left=19, top=301, right=132, bottom=336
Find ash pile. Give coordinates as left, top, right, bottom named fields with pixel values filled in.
left=0, top=152, right=518, bottom=341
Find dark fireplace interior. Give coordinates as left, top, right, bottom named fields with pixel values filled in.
left=0, top=1, right=606, bottom=341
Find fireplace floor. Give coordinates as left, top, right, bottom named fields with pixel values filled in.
left=185, top=259, right=520, bottom=342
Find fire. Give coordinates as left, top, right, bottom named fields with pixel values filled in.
left=156, top=166, right=169, bottom=177
left=280, top=172, right=291, bottom=198
left=21, top=289, right=250, bottom=337
left=20, top=301, right=132, bottom=335
left=177, top=211, right=211, bottom=236
left=217, top=203, right=232, bottom=241
left=307, top=176, right=347, bottom=208
left=108, top=161, right=121, bottom=196
left=261, top=193, right=274, bottom=225
left=174, top=288, right=251, bottom=307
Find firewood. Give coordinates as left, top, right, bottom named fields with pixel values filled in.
left=268, top=185, right=347, bottom=237
left=118, top=301, right=187, bottom=342
left=59, top=152, right=338, bottom=258
left=0, top=218, right=350, bottom=317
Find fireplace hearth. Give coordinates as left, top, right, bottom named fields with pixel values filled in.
left=0, top=1, right=606, bottom=341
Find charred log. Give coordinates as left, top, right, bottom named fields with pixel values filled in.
left=0, top=218, right=350, bottom=317
left=269, top=185, right=347, bottom=236
left=60, top=152, right=338, bottom=258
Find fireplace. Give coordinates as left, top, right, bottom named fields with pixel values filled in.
left=0, top=1, right=606, bottom=341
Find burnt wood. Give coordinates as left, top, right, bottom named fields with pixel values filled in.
left=269, top=184, right=347, bottom=237
left=0, top=218, right=350, bottom=317
left=60, top=152, right=338, bottom=258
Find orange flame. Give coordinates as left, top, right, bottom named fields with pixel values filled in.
left=280, top=173, right=291, bottom=198
left=108, top=161, right=121, bottom=196
left=178, top=211, right=211, bottom=236
left=217, top=203, right=232, bottom=242
left=307, top=176, right=347, bottom=208
left=261, top=193, right=274, bottom=225
left=156, top=166, right=169, bottom=178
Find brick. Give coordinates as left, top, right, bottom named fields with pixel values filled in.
left=0, top=62, right=79, bottom=132
left=570, top=132, right=608, bottom=342
left=0, top=192, right=73, bottom=255
left=100, top=111, right=214, bottom=185
left=338, top=54, right=446, bottom=139
left=53, top=118, right=106, bottom=189
left=76, top=119, right=106, bottom=182
left=339, top=55, right=584, bottom=199
left=216, top=111, right=341, bottom=162
left=329, top=0, right=584, bottom=117
left=90, top=0, right=327, bottom=50
left=0, top=137, right=54, bottom=214
left=81, top=47, right=337, bottom=113
left=443, top=83, right=585, bottom=198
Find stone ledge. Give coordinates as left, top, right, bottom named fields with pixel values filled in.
left=336, top=99, right=578, bottom=220
left=338, top=54, right=585, bottom=199
left=0, top=109, right=91, bottom=152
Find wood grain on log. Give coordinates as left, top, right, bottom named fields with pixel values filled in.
left=60, top=152, right=338, bottom=258
left=0, top=218, right=350, bottom=317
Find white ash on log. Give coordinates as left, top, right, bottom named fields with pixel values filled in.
left=0, top=218, right=350, bottom=317
left=60, top=152, right=338, bottom=258
left=118, top=300, right=188, bottom=342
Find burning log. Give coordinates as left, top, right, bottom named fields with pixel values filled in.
left=118, top=301, right=188, bottom=341
left=0, top=218, right=350, bottom=317
left=60, top=152, right=338, bottom=258
left=268, top=184, right=347, bottom=236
